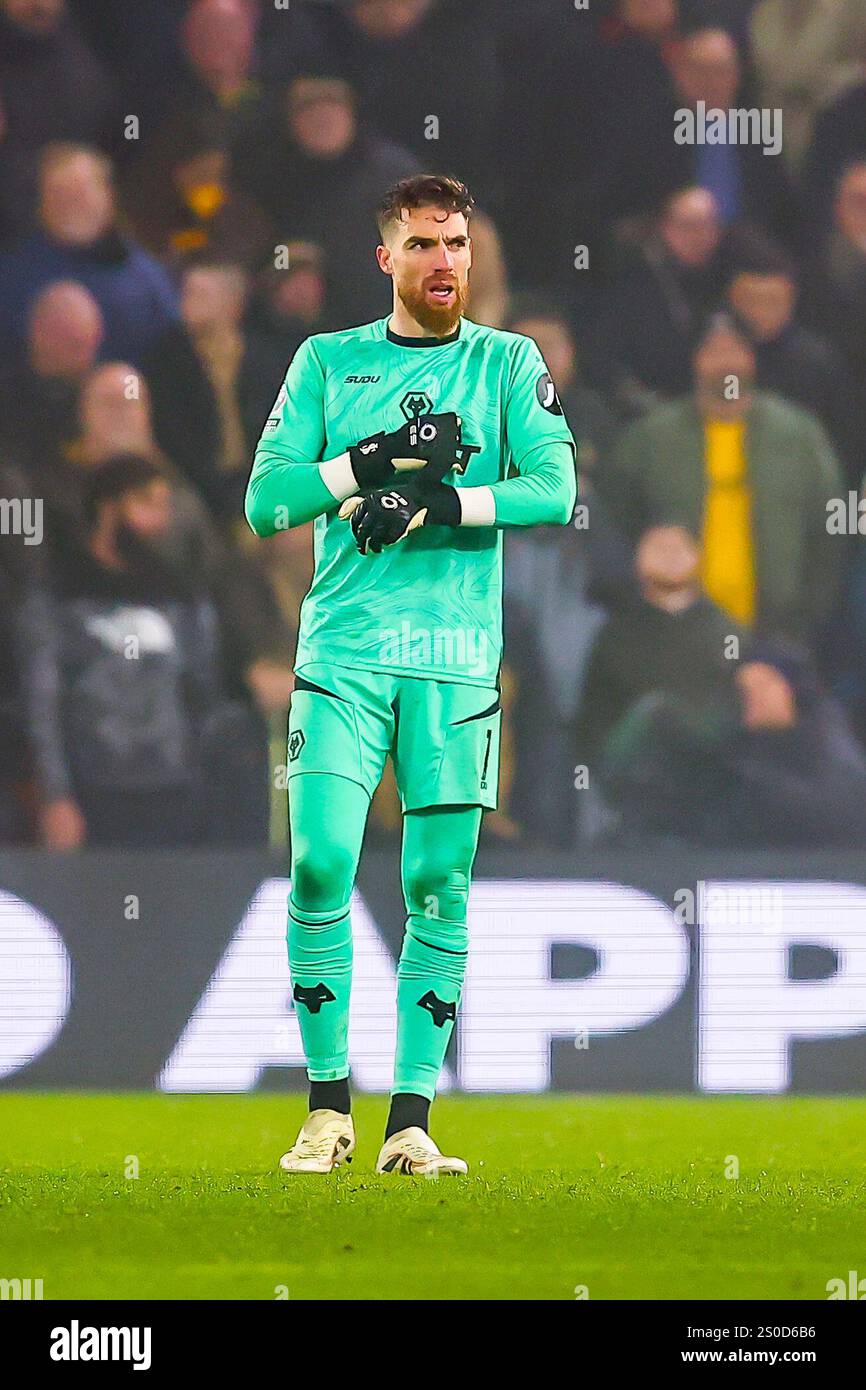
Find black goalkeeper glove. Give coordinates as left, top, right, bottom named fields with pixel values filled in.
left=339, top=478, right=461, bottom=554
left=347, top=412, right=479, bottom=490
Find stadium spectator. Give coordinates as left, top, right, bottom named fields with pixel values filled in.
left=241, top=241, right=331, bottom=445
left=145, top=258, right=255, bottom=523
left=801, top=21, right=866, bottom=242
left=0, top=0, right=117, bottom=238
left=802, top=162, right=866, bottom=478
left=117, top=0, right=280, bottom=264
left=22, top=358, right=295, bottom=722
left=601, top=318, right=843, bottom=641
left=725, top=640, right=866, bottom=847
left=229, top=72, right=419, bottom=325
left=579, top=523, right=742, bottom=842
left=835, top=520, right=866, bottom=745
left=66, top=0, right=187, bottom=131
left=665, top=27, right=800, bottom=248
left=118, top=108, right=273, bottom=267
left=0, top=143, right=178, bottom=366
left=240, top=518, right=313, bottom=663
left=21, top=452, right=267, bottom=849
left=507, top=297, right=618, bottom=476
left=504, top=511, right=634, bottom=847
left=749, top=0, right=866, bottom=173
left=463, top=210, right=508, bottom=329
left=70, top=0, right=325, bottom=134
left=503, top=416, right=633, bottom=847
left=26, top=359, right=214, bottom=576
left=590, top=184, right=726, bottom=410
left=178, top=0, right=261, bottom=117
left=497, top=0, right=682, bottom=299
left=725, top=236, right=861, bottom=489
left=316, top=0, right=503, bottom=202
left=0, top=279, right=103, bottom=472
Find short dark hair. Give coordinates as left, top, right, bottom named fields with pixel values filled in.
left=726, top=230, right=796, bottom=282
left=84, top=453, right=167, bottom=525
left=504, top=293, right=574, bottom=338
left=376, top=174, right=474, bottom=239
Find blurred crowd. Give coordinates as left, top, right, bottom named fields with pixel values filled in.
left=3, top=0, right=866, bottom=851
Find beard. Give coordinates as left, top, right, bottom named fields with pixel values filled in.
left=397, top=276, right=467, bottom=336
left=115, top=522, right=185, bottom=593
left=116, top=522, right=156, bottom=572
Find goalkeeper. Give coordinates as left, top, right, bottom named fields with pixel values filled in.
left=245, top=174, right=576, bottom=1176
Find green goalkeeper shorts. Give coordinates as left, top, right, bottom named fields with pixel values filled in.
left=287, top=660, right=500, bottom=811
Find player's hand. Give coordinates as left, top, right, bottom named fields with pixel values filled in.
left=339, top=479, right=461, bottom=554
left=348, top=412, right=479, bottom=490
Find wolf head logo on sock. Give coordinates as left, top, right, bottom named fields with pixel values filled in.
left=293, top=982, right=336, bottom=1014
left=417, top=990, right=457, bottom=1028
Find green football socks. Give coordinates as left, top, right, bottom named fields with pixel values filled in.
left=288, top=773, right=367, bottom=1083
left=289, top=775, right=482, bottom=1113
left=392, top=805, right=482, bottom=1101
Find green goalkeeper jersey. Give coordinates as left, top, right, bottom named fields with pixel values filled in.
left=245, top=316, right=576, bottom=687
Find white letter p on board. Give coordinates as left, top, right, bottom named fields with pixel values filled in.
left=699, top=881, right=866, bottom=1091
left=459, top=880, right=688, bottom=1091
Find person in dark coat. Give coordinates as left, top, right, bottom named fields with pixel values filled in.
left=581, top=525, right=866, bottom=847
left=725, top=234, right=862, bottom=490
left=802, top=73, right=866, bottom=245
left=802, top=162, right=866, bottom=490
left=589, top=184, right=727, bottom=410
left=726, top=639, right=866, bottom=848
left=314, top=0, right=504, bottom=203
left=241, top=241, right=332, bottom=447
left=22, top=454, right=271, bottom=850
left=229, top=73, right=419, bottom=327
left=0, top=279, right=104, bottom=474
left=495, top=0, right=683, bottom=303
left=579, top=523, right=741, bottom=773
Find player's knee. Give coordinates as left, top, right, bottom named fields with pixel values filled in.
left=404, top=861, right=470, bottom=924
left=291, top=839, right=356, bottom=913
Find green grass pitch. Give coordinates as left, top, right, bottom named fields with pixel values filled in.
left=1, top=1093, right=864, bottom=1300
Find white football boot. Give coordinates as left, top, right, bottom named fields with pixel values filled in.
left=375, top=1125, right=468, bottom=1177
left=279, top=1109, right=355, bottom=1174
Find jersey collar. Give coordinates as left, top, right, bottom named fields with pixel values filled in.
left=386, top=320, right=462, bottom=348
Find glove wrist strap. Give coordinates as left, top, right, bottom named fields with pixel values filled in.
left=424, top=483, right=461, bottom=528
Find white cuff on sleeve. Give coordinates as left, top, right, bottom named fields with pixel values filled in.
left=456, top=485, right=496, bottom=527
left=319, top=452, right=357, bottom=501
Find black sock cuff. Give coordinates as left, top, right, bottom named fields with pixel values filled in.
left=385, top=1091, right=430, bottom=1138
left=309, top=1077, right=351, bottom=1114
